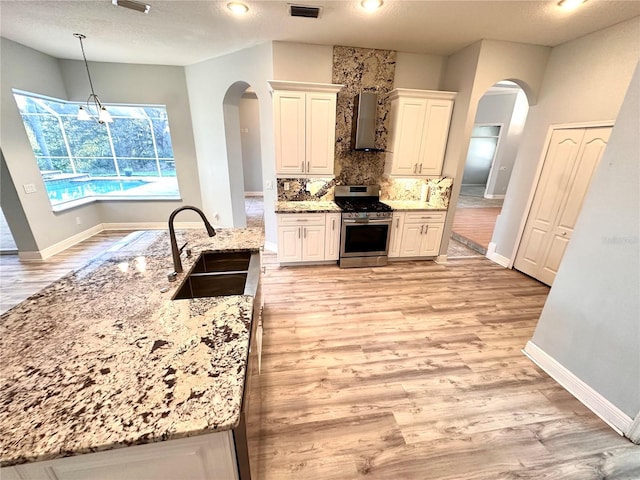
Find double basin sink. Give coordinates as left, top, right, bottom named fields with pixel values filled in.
left=172, top=250, right=260, bottom=300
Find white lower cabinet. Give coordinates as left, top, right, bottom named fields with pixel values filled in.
left=324, top=213, right=341, bottom=261
left=277, top=213, right=340, bottom=263
left=388, top=212, right=405, bottom=258
left=397, top=211, right=446, bottom=258
left=2, top=433, right=238, bottom=480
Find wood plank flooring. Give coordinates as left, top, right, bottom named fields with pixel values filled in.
left=2, top=228, right=638, bottom=479
left=451, top=207, right=502, bottom=254
left=248, top=258, right=640, bottom=479
left=0, top=231, right=131, bottom=314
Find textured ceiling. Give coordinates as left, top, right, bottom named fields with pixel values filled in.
left=1, top=0, right=639, bottom=66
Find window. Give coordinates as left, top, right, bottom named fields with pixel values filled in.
left=13, top=91, right=180, bottom=208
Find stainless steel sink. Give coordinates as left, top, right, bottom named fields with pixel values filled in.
left=172, top=250, right=260, bottom=300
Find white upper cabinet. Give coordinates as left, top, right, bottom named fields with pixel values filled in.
left=269, top=81, right=343, bottom=177
left=385, top=89, right=457, bottom=177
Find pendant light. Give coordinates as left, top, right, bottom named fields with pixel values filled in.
left=74, top=33, right=113, bottom=124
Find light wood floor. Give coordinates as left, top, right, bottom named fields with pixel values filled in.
left=249, top=258, right=639, bottom=479
left=451, top=207, right=502, bottom=254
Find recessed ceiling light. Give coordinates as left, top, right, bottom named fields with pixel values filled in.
left=361, top=0, right=383, bottom=12
left=227, top=2, right=249, bottom=14
left=557, top=0, right=587, bottom=10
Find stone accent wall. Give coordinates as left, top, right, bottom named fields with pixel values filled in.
left=332, top=46, right=396, bottom=185
left=277, top=178, right=336, bottom=201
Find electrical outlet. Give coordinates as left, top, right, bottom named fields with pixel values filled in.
left=23, top=183, right=36, bottom=194
left=284, top=182, right=290, bottom=191
left=75, top=216, right=82, bottom=225
left=266, top=180, right=273, bottom=190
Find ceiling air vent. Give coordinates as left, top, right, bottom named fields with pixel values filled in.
left=289, top=4, right=321, bottom=18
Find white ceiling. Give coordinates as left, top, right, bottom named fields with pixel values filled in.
left=1, top=0, right=639, bottom=66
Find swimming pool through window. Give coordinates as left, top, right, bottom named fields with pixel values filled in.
left=13, top=90, right=180, bottom=207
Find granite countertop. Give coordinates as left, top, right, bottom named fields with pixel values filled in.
left=0, top=228, right=264, bottom=467
left=381, top=200, right=448, bottom=212
left=275, top=200, right=341, bottom=213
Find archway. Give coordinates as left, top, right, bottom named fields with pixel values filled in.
left=449, top=81, right=530, bottom=257
left=222, top=81, right=263, bottom=229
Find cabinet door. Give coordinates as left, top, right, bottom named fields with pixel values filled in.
left=274, top=91, right=305, bottom=175
left=399, top=222, right=423, bottom=257
left=420, top=223, right=444, bottom=256
left=419, top=99, right=453, bottom=176
left=277, top=226, right=302, bottom=263
left=388, top=212, right=405, bottom=258
left=302, top=225, right=326, bottom=262
left=306, top=93, right=336, bottom=175
left=390, top=98, right=428, bottom=176
left=324, top=213, right=341, bottom=261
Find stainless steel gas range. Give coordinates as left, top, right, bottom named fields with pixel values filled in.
left=334, top=185, right=393, bottom=268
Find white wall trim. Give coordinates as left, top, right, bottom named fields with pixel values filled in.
left=19, top=224, right=104, bottom=261
left=263, top=240, right=277, bottom=253
left=523, top=341, right=633, bottom=437
left=508, top=121, right=616, bottom=268
left=435, top=254, right=448, bottom=264
left=243, top=191, right=264, bottom=197
left=627, top=413, right=640, bottom=444
left=484, top=194, right=505, bottom=199
left=486, top=242, right=510, bottom=267
left=18, top=222, right=219, bottom=261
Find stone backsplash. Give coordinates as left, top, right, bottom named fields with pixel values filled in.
left=381, top=176, right=453, bottom=207
left=277, top=178, right=336, bottom=201
left=332, top=46, right=396, bottom=185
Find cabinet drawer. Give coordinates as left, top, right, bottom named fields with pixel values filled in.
left=277, top=213, right=326, bottom=226
left=404, top=211, right=446, bottom=223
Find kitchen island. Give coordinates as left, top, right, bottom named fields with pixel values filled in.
left=0, top=228, right=264, bottom=479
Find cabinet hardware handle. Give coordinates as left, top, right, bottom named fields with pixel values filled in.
left=332, top=219, right=335, bottom=231
left=396, top=218, right=400, bottom=228
left=424, top=225, right=428, bottom=235
left=301, top=162, right=304, bottom=171
left=419, top=164, right=423, bottom=173
left=304, top=227, right=307, bottom=239
left=420, top=225, right=424, bottom=234
left=414, top=164, right=418, bottom=173
left=298, top=227, right=301, bottom=239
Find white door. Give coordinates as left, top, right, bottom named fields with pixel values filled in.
left=306, top=93, right=336, bottom=175
left=278, top=226, right=302, bottom=262
left=390, top=98, right=427, bottom=176
left=324, top=213, right=341, bottom=261
left=515, top=127, right=611, bottom=285
left=274, top=91, right=305, bottom=175
left=419, top=99, right=453, bottom=176
left=302, top=225, right=325, bottom=261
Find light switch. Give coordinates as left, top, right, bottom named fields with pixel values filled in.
left=23, top=183, right=36, bottom=194
left=284, top=182, right=290, bottom=191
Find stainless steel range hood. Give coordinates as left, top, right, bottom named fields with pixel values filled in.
left=351, top=92, right=383, bottom=152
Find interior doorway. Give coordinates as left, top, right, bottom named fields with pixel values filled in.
left=451, top=81, right=529, bottom=255
left=238, top=88, right=264, bottom=230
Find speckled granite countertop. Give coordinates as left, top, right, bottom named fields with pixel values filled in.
left=381, top=200, right=448, bottom=212
left=275, top=200, right=341, bottom=213
left=0, top=228, right=264, bottom=467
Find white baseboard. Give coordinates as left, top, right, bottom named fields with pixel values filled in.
left=19, top=224, right=104, bottom=261
left=486, top=242, right=510, bottom=267
left=263, top=240, right=277, bottom=253
left=523, top=341, right=633, bottom=438
left=435, top=254, right=448, bottom=264
left=628, top=413, right=640, bottom=444
left=244, top=192, right=264, bottom=197
left=18, top=222, right=220, bottom=261
left=484, top=194, right=505, bottom=199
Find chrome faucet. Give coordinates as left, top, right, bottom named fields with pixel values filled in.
left=168, top=205, right=216, bottom=273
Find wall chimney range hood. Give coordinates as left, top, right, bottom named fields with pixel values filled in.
left=351, top=92, right=383, bottom=152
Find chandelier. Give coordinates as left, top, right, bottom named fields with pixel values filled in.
left=73, top=33, right=113, bottom=124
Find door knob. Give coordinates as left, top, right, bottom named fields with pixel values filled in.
left=561, top=231, right=567, bottom=236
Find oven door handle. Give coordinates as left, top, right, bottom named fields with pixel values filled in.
left=343, top=218, right=391, bottom=224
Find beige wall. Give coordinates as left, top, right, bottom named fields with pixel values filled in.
left=272, top=42, right=333, bottom=83
left=492, top=17, right=640, bottom=259
left=393, top=52, right=446, bottom=90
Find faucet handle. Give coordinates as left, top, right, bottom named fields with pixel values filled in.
left=186, top=248, right=192, bottom=258
left=167, top=271, right=178, bottom=282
